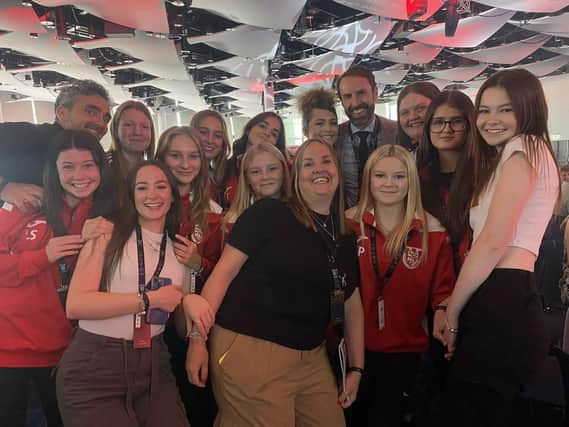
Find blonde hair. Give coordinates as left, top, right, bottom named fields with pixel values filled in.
left=155, top=126, right=210, bottom=235
left=352, top=144, right=428, bottom=260
left=223, top=142, right=290, bottom=230
left=190, top=110, right=231, bottom=186
left=289, top=139, right=348, bottom=236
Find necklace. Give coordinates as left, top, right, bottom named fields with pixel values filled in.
left=311, top=211, right=336, bottom=242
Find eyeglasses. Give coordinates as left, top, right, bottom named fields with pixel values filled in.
left=430, top=118, right=466, bottom=133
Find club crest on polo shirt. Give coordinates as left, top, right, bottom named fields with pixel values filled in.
left=403, top=245, right=422, bottom=269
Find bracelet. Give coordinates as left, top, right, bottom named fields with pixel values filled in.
left=141, top=291, right=150, bottom=313
left=137, top=293, right=145, bottom=314
left=448, top=327, right=459, bottom=334
left=347, top=366, right=364, bottom=375
left=434, top=305, right=447, bottom=312
left=188, top=330, right=203, bottom=340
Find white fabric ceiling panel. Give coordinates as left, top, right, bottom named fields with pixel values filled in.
left=333, top=0, right=442, bottom=22
left=373, top=64, right=408, bottom=85
left=122, top=78, right=207, bottom=110
left=426, top=63, right=488, bottom=82
left=0, top=71, right=55, bottom=100
left=300, top=16, right=394, bottom=55
left=36, top=0, right=169, bottom=34
left=377, top=42, right=442, bottom=65
left=475, top=0, right=569, bottom=13
left=197, top=57, right=268, bottom=80
left=510, top=13, right=569, bottom=37
left=18, top=64, right=109, bottom=85
left=107, top=62, right=189, bottom=81
left=285, top=73, right=335, bottom=89
left=75, top=31, right=181, bottom=65
left=218, top=90, right=262, bottom=104
left=105, top=85, right=130, bottom=105
left=544, top=46, right=569, bottom=56
left=408, top=8, right=516, bottom=48
left=428, top=78, right=453, bottom=91
left=501, top=55, right=569, bottom=77
left=189, top=25, right=280, bottom=60
left=0, top=32, right=84, bottom=65
left=0, top=0, right=47, bottom=33
left=214, top=76, right=265, bottom=92
left=452, top=34, right=550, bottom=65
left=191, top=0, right=306, bottom=30
left=288, top=51, right=354, bottom=75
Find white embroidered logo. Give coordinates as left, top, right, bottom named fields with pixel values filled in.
left=403, top=246, right=422, bottom=269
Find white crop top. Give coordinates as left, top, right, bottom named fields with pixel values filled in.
left=80, top=227, right=186, bottom=340
left=470, top=136, right=558, bottom=256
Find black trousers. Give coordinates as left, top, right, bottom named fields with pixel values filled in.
left=443, top=379, right=513, bottom=427
left=345, top=351, right=420, bottom=427
left=0, top=366, right=63, bottom=427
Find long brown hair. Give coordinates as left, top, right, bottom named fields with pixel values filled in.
left=397, top=81, right=440, bottom=148
left=232, top=112, right=288, bottom=163
left=288, top=139, right=347, bottom=236
left=43, top=129, right=114, bottom=236
left=416, top=90, right=475, bottom=247
left=100, top=161, right=180, bottom=291
left=471, top=68, right=559, bottom=205
left=155, top=126, right=210, bottom=236
left=352, top=144, right=428, bottom=260
left=190, top=110, right=231, bottom=188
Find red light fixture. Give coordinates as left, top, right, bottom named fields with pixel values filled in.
left=406, top=0, right=428, bottom=20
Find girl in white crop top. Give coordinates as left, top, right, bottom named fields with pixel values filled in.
left=439, top=69, right=560, bottom=426
left=57, top=161, right=189, bottom=426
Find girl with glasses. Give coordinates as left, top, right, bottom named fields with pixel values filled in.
left=417, top=90, right=476, bottom=271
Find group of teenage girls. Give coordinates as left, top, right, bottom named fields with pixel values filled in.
left=0, top=67, right=559, bottom=427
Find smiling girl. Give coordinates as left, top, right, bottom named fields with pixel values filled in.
left=190, top=110, right=233, bottom=211
left=345, top=144, right=455, bottom=427
left=184, top=139, right=363, bottom=426
left=56, top=161, right=188, bottom=427
left=155, top=126, right=223, bottom=426
left=442, top=69, right=560, bottom=426
left=298, top=88, right=339, bottom=147
left=223, top=142, right=290, bottom=234
left=0, top=130, right=113, bottom=426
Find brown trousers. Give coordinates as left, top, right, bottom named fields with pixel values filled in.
left=56, top=328, right=189, bottom=427
left=209, top=325, right=345, bottom=427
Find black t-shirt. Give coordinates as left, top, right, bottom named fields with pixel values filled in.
left=218, top=198, right=359, bottom=350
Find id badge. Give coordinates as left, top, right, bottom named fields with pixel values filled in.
left=133, top=313, right=151, bottom=349
left=377, top=297, right=385, bottom=330
left=330, top=289, right=345, bottom=326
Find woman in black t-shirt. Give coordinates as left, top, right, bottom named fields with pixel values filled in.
left=183, top=139, right=364, bottom=426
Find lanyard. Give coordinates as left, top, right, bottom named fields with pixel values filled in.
left=135, top=224, right=167, bottom=293
left=369, top=227, right=407, bottom=296
left=57, top=259, right=70, bottom=290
